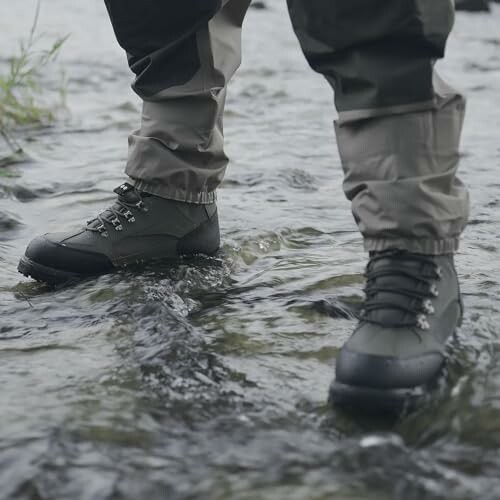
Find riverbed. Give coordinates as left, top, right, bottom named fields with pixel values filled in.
left=1, top=2, right=500, bottom=499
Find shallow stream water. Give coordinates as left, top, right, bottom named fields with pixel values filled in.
left=1, top=2, right=500, bottom=499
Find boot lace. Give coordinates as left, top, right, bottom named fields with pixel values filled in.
left=86, top=184, right=148, bottom=238
left=361, top=251, right=442, bottom=330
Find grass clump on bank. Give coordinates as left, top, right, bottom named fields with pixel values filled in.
left=0, top=1, right=67, bottom=165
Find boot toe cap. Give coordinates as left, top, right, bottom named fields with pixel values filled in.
left=335, top=347, right=444, bottom=390
left=24, top=234, right=113, bottom=275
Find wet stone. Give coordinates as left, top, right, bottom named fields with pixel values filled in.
left=309, top=297, right=359, bottom=319
left=250, top=1, right=267, bottom=9
left=0, top=211, right=21, bottom=231
left=4, top=185, right=41, bottom=202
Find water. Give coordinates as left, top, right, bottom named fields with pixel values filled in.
left=1, top=2, right=500, bottom=499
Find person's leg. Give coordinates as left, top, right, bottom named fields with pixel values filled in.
left=287, top=0, right=468, bottom=411
left=18, top=0, right=251, bottom=284
left=105, top=0, right=251, bottom=204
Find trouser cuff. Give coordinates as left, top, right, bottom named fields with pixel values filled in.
left=132, top=179, right=217, bottom=204
left=364, top=237, right=459, bottom=255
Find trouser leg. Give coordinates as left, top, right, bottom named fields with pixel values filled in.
left=288, top=0, right=469, bottom=254
left=105, top=0, right=251, bottom=203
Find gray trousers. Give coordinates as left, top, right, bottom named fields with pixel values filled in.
left=105, top=0, right=469, bottom=255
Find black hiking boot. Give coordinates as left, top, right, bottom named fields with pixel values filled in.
left=329, top=250, right=463, bottom=414
left=18, top=182, right=220, bottom=285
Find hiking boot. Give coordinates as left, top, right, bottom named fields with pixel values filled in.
left=18, top=182, right=220, bottom=285
left=329, top=250, right=463, bottom=414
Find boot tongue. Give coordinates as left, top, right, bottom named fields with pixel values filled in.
left=369, top=275, right=417, bottom=325
left=365, top=253, right=429, bottom=326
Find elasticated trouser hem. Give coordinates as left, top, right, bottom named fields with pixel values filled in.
left=132, top=178, right=216, bottom=204
left=364, top=237, right=459, bottom=255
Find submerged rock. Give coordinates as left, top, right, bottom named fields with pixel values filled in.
left=0, top=211, right=21, bottom=231
left=250, top=1, right=267, bottom=9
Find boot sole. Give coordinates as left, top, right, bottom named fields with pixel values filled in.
left=18, top=256, right=87, bottom=285
left=18, top=248, right=221, bottom=286
left=329, top=381, right=427, bottom=416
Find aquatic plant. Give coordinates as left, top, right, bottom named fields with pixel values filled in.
left=0, top=1, right=67, bottom=160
